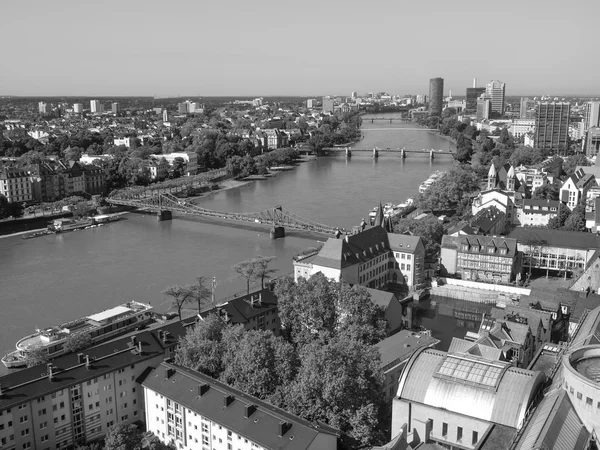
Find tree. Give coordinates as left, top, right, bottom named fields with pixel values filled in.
left=252, top=256, right=277, bottom=289
left=548, top=205, right=570, bottom=229
left=219, top=326, right=297, bottom=402
left=274, top=274, right=387, bottom=346
left=141, top=432, right=176, bottom=450
left=191, top=276, right=212, bottom=313
left=417, top=165, right=480, bottom=213
left=63, top=333, right=92, bottom=354
left=104, top=423, right=143, bottom=450
left=24, top=343, right=49, bottom=368
left=174, top=313, right=226, bottom=377
left=162, top=285, right=196, bottom=321
left=286, top=337, right=385, bottom=448
left=393, top=215, right=444, bottom=260
left=563, top=153, right=591, bottom=176
left=562, top=204, right=586, bottom=232
left=231, top=259, right=258, bottom=294
left=509, top=146, right=543, bottom=167
left=532, top=183, right=559, bottom=201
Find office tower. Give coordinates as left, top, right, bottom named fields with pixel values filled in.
left=351, top=91, right=357, bottom=99
left=322, top=96, right=335, bottom=114
left=520, top=97, right=536, bottom=119
left=476, top=94, right=492, bottom=120
left=306, top=99, right=315, bottom=108
left=466, top=87, right=485, bottom=112
left=111, top=102, right=120, bottom=116
left=428, top=77, right=444, bottom=115
left=485, top=80, right=506, bottom=115
left=38, top=102, right=48, bottom=114
left=162, top=109, right=169, bottom=122
left=584, top=102, right=600, bottom=131
left=177, top=102, right=188, bottom=114
left=473, top=78, right=477, bottom=88
left=534, top=102, right=570, bottom=150
left=73, top=103, right=83, bottom=113
left=90, top=100, right=101, bottom=113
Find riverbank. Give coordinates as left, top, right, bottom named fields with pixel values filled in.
left=185, top=178, right=252, bottom=203
left=427, top=130, right=456, bottom=147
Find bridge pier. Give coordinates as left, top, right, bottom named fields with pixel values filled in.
left=345, top=148, right=351, bottom=158
left=430, top=150, right=434, bottom=160
left=157, top=210, right=172, bottom=221
left=270, top=226, right=285, bottom=240
left=401, top=148, right=406, bottom=159
left=373, top=149, right=379, bottom=158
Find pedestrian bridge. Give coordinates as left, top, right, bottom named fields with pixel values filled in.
left=107, top=192, right=341, bottom=237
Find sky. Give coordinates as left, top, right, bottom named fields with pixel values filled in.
left=1, top=0, right=599, bottom=97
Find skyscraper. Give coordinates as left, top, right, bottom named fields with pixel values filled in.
left=584, top=102, right=600, bottom=131
left=73, top=103, right=83, bottom=114
left=466, top=87, right=485, bottom=113
left=485, top=80, right=506, bottom=115
left=111, top=102, right=120, bottom=116
left=428, top=77, right=443, bottom=115
left=38, top=102, right=48, bottom=114
left=534, top=102, right=570, bottom=150
left=90, top=100, right=101, bottom=113
left=519, top=97, right=536, bottom=119
left=476, top=94, right=492, bottom=121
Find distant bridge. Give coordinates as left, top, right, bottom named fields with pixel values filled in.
left=107, top=192, right=342, bottom=237
left=321, top=147, right=454, bottom=158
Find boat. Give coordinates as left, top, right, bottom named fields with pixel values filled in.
left=2, top=301, right=153, bottom=368
left=21, top=230, right=51, bottom=240
left=49, top=218, right=93, bottom=233
left=418, top=171, right=446, bottom=194
left=368, top=199, right=415, bottom=225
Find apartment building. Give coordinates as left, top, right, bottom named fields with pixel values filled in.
left=560, top=168, right=596, bottom=210
left=150, top=152, right=198, bottom=176
left=0, top=167, right=33, bottom=203
left=142, top=361, right=339, bottom=450
left=535, top=102, right=570, bottom=150
left=147, top=158, right=170, bottom=181
left=0, top=322, right=184, bottom=450
left=516, top=199, right=560, bottom=227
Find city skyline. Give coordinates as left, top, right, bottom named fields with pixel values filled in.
left=1, top=0, right=599, bottom=97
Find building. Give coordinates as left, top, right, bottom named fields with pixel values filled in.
left=516, top=199, right=560, bottom=227
left=113, top=137, right=131, bottom=148
left=514, top=166, right=552, bottom=195
left=465, top=87, right=485, bottom=113
left=377, top=331, right=439, bottom=406
left=141, top=361, right=339, bottom=450
left=364, top=287, right=414, bottom=333
left=306, top=99, right=315, bottom=108
left=585, top=127, right=600, bottom=157
left=79, top=154, right=113, bottom=165
left=178, top=102, right=188, bottom=114
left=559, top=168, right=596, bottom=210
left=162, top=109, right=169, bottom=123
left=147, top=157, right=169, bottom=181
left=519, top=97, right=536, bottom=119
left=0, top=167, right=33, bottom=203
left=73, top=103, right=83, bottom=114
left=476, top=94, right=492, bottom=121
left=0, top=322, right=184, bottom=450
left=263, top=129, right=288, bottom=150
left=428, top=77, right=444, bottom=115
left=510, top=119, right=536, bottom=139
left=293, top=224, right=426, bottom=289
left=391, top=347, right=545, bottom=449
left=534, top=102, right=570, bottom=150
left=472, top=188, right=523, bottom=226
left=507, top=227, right=600, bottom=278
left=485, top=80, right=506, bottom=115
left=197, top=288, right=281, bottom=335
left=111, top=102, right=120, bottom=116
left=440, top=235, right=520, bottom=284
left=476, top=314, right=536, bottom=367
left=38, top=102, right=48, bottom=114
left=149, top=152, right=198, bottom=176
left=583, top=101, right=600, bottom=131
left=90, top=100, right=102, bottom=113
left=82, top=164, right=105, bottom=195
left=322, top=96, right=334, bottom=114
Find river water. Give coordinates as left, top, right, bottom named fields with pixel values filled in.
left=0, top=115, right=465, bottom=371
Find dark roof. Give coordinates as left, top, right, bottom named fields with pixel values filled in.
left=376, top=330, right=439, bottom=371
left=142, top=362, right=339, bottom=450
left=457, top=235, right=518, bottom=258
left=199, top=288, right=278, bottom=324
left=507, top=227, right=600, bottom=250
left=471, top=206, right=505, bottom=234
left=0, top=322, right=185, bottom=411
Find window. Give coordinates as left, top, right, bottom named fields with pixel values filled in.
left=586, top=397, right=593, bottom=406
left=442, top=423, right=448, bottom=437
left=577, top=392, right=583, bottom=400
left=472, top=431, right=478, bottom=444
left=457, top=427, right=463, bottom=442
left=40, top=421, right=47, bottom=429
left=20, top=415, right=28, bottom=423
left=21, top=428, right=29, bottom=437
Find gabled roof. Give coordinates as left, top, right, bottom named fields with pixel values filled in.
left=142, top=362, right=339, bottom=450
left=199, top=288, right=278, bottom=324
left=376, top=330, right=439, bottom=370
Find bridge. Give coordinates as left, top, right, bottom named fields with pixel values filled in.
left=362, top=117, right=411, bottom=123
left=322, top=147, right=454, bottom=159
left=107, top=192, right=342, bottom=238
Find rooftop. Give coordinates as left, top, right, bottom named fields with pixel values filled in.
left=508, top=227, right=600, bottom=250
left=376, top=330, right=439, bottom=372
left=141, top=361, right=339, bottom=450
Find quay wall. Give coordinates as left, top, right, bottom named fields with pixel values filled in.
left=430, top=285, right=499, bottom=304
left=0, top=213, right=71, bottom=236
left=439, top=278, right=531, bottom=295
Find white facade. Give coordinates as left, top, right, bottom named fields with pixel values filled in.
left=150, top=152, right=198, bottom=176
left=0, top=168, right=33, bottom=203
left=90, top=100, right=103, bottom=113
left=79, top=154, right=113, bottom=165
left=148, top=158, right=170, bottom=181
left=510, top=119, right=535, bottom=138
left=113, top=137, right=131, bottom=148
left=73, top=103, right=83, bottom=114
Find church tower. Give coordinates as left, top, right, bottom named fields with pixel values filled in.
left=506, top=165, right=516, bottom=192
left=487, top=164, right=496, bottom=190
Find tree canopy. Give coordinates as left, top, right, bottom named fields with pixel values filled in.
left=393, top=215, right=444, bottom=260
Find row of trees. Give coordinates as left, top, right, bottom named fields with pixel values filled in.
left=175, top=273, right=389, bottom=447
left=71, top=425, right=173, bottom=450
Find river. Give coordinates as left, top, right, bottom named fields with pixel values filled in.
left=0, top=114, right=465, bottom=372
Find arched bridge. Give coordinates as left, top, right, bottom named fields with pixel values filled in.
left=108, top=192, right=341, bottom=237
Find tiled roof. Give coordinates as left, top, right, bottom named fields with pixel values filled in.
left=376, top=330, right=439, bottom=370
left=199, top=288, right=278, bottom=324
left=0, top=322, right=185, bottom=411
left=508, top=228, right=600, bottom=250
left=490, top=305, right=551, bottom=333
left=141, top=362, right=339, bottom=450
left=458, top=235, right=518, bottom=258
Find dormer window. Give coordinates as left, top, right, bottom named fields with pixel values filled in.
left=487, top=246, right=495, bottom=254
left=462, top=244, right=469, bottom=252
left=500, top=248, right=507, bottom=255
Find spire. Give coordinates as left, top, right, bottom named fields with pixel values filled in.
left=374, top=202, right=385, bottom=229
left=487, top=164, right=496, bottom=190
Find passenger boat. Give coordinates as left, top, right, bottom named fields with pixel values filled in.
left=1, top=301, right=153, bottom=368
left=418, top=171, right=445, bottom=194
left=368, top=198, right=415, bottom=224
left=48, top=218, right=93, bottom=233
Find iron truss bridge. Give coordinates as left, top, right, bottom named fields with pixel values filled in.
left=108, top=192, right=341, bottom=236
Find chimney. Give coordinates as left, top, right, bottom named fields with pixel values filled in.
left=257, top=293, right=262, bottom=305
left=244, top=404, right=257, bottom=418
left=162, top=331, right=169, bottom=343
left=130, top=336, right=137, bottom=347
left=47, top=363, right=54, bottom=381
left=224, top=395, right=235, bottom=407
left=85, top=355, right=91, bottom=369
left=198, top=384, right=210, bottom=397
left=165, top=367, right=176, bottom=379
left=0, top=383, right=3, bottom=397
left=77, top=353, right=85, bottom=364
left=157, top=330, right=163, bottom=341
left=278, top=421, right=292, bottom=437
left=138, top=341, right=142, bottom=354
left=473, top=77, right=477, bottom=88
left=345, top=235, right=349, bottom=243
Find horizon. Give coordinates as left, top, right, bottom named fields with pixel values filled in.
left=1, top=0, right=599, bottom=96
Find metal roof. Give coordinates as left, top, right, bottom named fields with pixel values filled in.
left=397, top=348, right=544, bottom=429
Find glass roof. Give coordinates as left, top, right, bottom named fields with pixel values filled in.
left=437, top=356, right=505, bottom=388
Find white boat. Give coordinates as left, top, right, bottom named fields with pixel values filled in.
left=418, top=171, right=445, bottom=194
left=2, top=301, right=153, bottom=368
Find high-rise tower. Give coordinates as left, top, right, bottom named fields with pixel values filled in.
left=534, top=102, right=570, bottom=150
left=428, top=77, right=444, bottom=115
left=485, top=80, right=506, bottom=115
